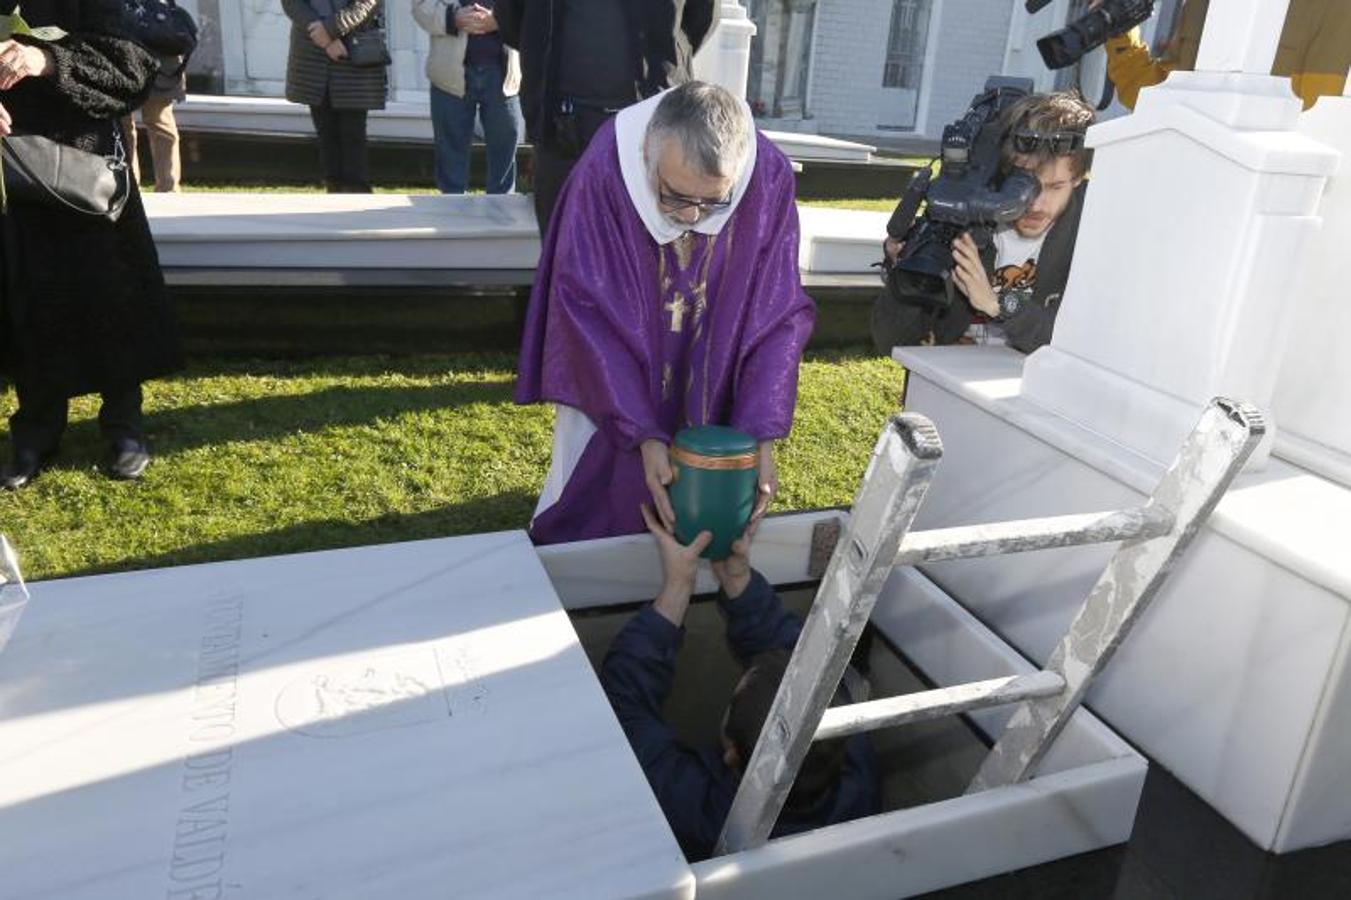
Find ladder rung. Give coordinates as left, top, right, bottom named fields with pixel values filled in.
left=814, top=671, right=1066, bottom=742
left=894, top=505, right=1174, bottom=567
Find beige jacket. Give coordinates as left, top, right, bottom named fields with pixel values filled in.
left=411, top=0, right=522, bottom=98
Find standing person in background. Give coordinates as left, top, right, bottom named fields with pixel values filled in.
left=282, top=0, right=388, bottom=193
left=495, top=0, right=717, bottom=232
left=0, top=0, right=182, bottom=489
left=412, top=0, right=524, bottom=194
left=1101, top=0, right=1350, bottom=110
left=121, top=54, right=186, bottom=192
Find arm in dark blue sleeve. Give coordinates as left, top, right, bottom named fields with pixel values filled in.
left=600, top=606, right=727, bottom=858
left=718, top=570, right=802, bottom=665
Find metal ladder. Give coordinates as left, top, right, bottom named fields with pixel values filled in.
left=715, top=397, right=1265, bottom=855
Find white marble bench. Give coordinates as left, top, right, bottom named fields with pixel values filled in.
left=144, top=193, right=890, bottom=278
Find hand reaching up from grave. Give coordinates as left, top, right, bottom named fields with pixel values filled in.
left=711, top=518, right=759, bottom=601
left=642, top=504, right=711, bottom=626
left=641, top=439, right=677, bottom=531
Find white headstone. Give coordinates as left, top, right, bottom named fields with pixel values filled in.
left=1272, top=91, right=1351, bottom=485
left=693, top=1, right=758, bottom=99
left=1194, top=0, right=1292, bottom=74
left=1019, top=67, right=1339, bottom=468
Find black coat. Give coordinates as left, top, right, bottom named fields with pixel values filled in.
left=0, top=0, right=183, bottom=398
left=281, top=0, right=388, bottom=111
left=495, top=0, right=715, bottom=143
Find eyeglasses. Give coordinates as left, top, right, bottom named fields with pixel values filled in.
left=658, top=186, right=733, bottom=216
left=1010, top=129, right=1084, bottom=155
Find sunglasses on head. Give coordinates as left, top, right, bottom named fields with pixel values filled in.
left=658, top=186, right=733, bottom=215
left=1010, top=129, right=1084, bottom=155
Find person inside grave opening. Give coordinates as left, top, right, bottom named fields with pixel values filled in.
left=600, top=508, right=881, bottom=861
left=1099, top=0, right=1350, bottom=111
left=515, top=81, right=816, bottom=545
left=872, top=91, right=1094, bottom=354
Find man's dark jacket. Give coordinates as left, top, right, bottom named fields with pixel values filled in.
left=600, top=571, right=880, bottom=861
left=495, top=0, right=716, bottom=144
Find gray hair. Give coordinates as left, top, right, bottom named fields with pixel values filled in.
left=644, top=82, right=753, bottom=182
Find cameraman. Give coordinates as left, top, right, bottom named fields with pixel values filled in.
left=1102, top=0, right=1350, bottom=110
left=874, top=91, right=1094, bottom=355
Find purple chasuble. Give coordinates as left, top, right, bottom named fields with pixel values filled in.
left=515, top=119, right=816, bottom=544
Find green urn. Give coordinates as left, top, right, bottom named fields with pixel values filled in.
left=670, top=425, right=759, bottom=560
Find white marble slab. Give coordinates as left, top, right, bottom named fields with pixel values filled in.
left=897, top=345, right=1351, bottom=853
left=693, top=565, right=1146, bottom=899
left=144, top=192, right=542, bottom=270
left=796, top=207, right=890, bottom=275
left=144, top=192, right=888, bottom=276
left=174, top=94, right=878, bottom=162
left=0, top=533, right=693, bottom=900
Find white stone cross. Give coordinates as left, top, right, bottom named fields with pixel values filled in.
left=1195, top=0, right=1294, bottom=74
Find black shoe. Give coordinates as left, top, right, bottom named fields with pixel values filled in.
left=105, top=441, right=151, bottom=481
left=1, top=448, right=54, bottom=491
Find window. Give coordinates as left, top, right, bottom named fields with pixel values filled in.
left=882, top=0, right=933, bottom=90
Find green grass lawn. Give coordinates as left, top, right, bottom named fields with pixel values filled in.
left=0, top=350, right=904, bottom=582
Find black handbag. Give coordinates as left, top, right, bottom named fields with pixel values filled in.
left=310, top=0, right=391, bottom=68
left=120, top=0, right=199, bottom=59
left=343, top=26, right=391, bottom=68
left=2, top=130, right=131, bottom=222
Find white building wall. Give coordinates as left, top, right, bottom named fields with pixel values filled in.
left=803, top=0, right=1017, bottom=142
left=806, top=0, right=894, bottom=137
left=912, top=0, right=1016, bottom=139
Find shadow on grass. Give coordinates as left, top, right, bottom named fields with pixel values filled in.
left=168, top=352, right=523, bottom=381
left=1, top=380, right=521, bottom=466
left=57, top=489, right=539, bottom=580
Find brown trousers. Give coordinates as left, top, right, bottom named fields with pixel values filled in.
left=121, top=96, right=181, bottom=193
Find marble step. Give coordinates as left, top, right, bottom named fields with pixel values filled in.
left=143, top=192, right=890, bottom=276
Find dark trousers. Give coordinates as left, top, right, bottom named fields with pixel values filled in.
left=530, top=105, right=615, bottom=234
left=430, top=64, right=524, bottom=195
left=309, top=104, right=372, bottom=194
left=8, top=380, right=144, bottom=456
left=870, top=291, right=974, bottom=353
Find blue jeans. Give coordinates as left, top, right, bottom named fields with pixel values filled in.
left=430, top=64, right=524, bottom=194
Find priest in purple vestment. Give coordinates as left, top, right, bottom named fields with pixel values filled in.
left=515, top=81, right=816, bottom=544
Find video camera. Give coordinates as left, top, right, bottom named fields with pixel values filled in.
left=884, top=76, right=1040, bottom=312
left=1027, top=0, right=1156, bottom=70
